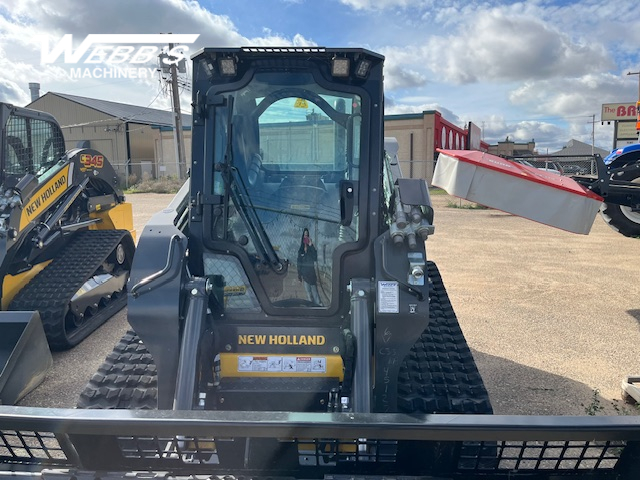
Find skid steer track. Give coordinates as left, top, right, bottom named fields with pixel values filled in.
left=398, top=261, right=493, bottom=415
left=9, top=230, right=134, bottom=350
left=77, top=330, right=157, bottom=409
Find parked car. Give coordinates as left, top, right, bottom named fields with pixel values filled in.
left=512, top=159, right=562, bottom=175
left=525, top=160, right=564, bottom=175
left=562, top=164, right=588, bottom=175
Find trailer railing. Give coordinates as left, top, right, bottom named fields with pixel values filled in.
left=0, top=407, right=639, bottom=479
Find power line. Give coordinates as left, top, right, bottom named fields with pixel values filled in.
left=482, top=114, right=597, bottom=124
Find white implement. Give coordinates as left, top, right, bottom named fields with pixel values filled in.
left=432, top=149, right=604, bottom=235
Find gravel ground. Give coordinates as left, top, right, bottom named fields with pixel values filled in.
left=428, top=193, right=640, bottom=415
left=17, top=191, right=640, bottom=415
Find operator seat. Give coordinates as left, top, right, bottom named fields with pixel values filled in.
left=271, top=175, right=328, bottom=214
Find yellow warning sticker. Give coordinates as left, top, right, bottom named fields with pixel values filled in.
left=237, top=355, right=326, bottom=373
left=294, top=98, right=309, bottom=109
left=224, top=285, right=247, bottom=296
left=220, top=353, right=343, bottom=379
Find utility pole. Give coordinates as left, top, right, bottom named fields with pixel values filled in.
left=627, top=71, right=640, bottom=142
left=590, top=114, right=595, bottom=155
left=169, top=42, right=187, bottom=179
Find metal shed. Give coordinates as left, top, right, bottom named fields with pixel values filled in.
left=27, top=92, right=191, bottom=184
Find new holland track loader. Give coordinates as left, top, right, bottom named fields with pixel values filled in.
left=1, top=48, right=640, bottom=479
left=0, top=103, right=135, bottom=403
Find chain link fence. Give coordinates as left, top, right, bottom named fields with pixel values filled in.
left=509, top=155, right=599, bottom=177
left=108, top=158, right=187, bottom=189
left=394, top=155, right=600, bottom=186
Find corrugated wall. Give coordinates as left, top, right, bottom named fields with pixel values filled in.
left=29, top=93, right=127, bottom=177
left=154, top=129, right=193, bottom=178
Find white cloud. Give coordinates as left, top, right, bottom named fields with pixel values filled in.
left=384, top=64, right=427, bottom=90
left=253, top=29, right=316, bottom=47
left=372, top=1, right=632, bottom=151
left=380, top=8, right=614, bottom=97
left=0, top=0, right=315, bottom=106
left=0, top=0, right=632, bottom=153
left=0, top=77, right=30, bottom=105
left=423, top=8, right=613, bottom=84
left=509, top=73, right=637, bottom=118
left=2, top=0, right=246, bottom=48
left=384, top=96, right=462, bottom=125
left=338, top=0, right=416, bottom=10
left=478, top=116, right=565, bottom=151
left=466, top=113, right=614, bottom=153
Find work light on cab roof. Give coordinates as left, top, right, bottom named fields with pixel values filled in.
left=331, top=56, right=350, bottom=77
left=218, top=56, right=237, bottom=76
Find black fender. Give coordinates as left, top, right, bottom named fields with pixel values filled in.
left=604, top=149, right=640, bottom=175
left=66, top=148, right=124, bottom=200
left=127, top=204, right=188, bottom=409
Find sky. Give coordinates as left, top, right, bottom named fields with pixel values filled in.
left=0, top=0, right=638, bottom=153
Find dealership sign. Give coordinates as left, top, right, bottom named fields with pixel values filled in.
left=617, top=121, right=638, bottom=139
left=602, top=102, right=637, bottom=121
left=41, top=34, right=200, bottom=79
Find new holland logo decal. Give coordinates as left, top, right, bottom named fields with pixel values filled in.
left=20, top=165, right=71, bottom=230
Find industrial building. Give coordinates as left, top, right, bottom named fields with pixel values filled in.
left=27, top=91, right=191, bottom=186
left=34, top=90, right=592, bottom=187
left=384, top=110, right=489, bottom=184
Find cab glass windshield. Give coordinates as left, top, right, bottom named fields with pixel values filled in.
left=209, top=72, right=362, bottom=309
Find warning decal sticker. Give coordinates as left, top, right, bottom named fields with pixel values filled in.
left=238, top=355, right=326, bottom=373
left=378, top=281, right=399, bottom=313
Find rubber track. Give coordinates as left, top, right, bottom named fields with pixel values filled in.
left=77, top=261, right=491, bottom=415
left=397, top=261, right=493, bottom=415
left=9, top=230, right=131, bottom=350
left=77, top=330, right=158, bottom=409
